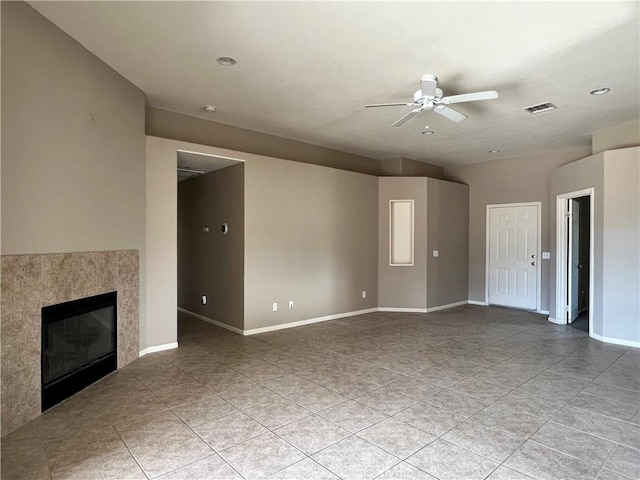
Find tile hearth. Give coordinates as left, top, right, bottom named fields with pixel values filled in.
left=1, top=306, right=638, bottom=479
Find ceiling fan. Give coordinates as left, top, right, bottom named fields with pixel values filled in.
left=365, top=74, right=499, bottom=127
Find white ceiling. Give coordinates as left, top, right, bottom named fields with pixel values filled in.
left=30, top=1, right=639, bottom=166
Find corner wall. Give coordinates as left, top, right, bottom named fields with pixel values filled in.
left=426, top=179, right=469, bottom=309
left=378, top=178, right=428, bottom=310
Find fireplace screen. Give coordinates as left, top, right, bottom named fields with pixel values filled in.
left=41, top=291, right=117, bottom=411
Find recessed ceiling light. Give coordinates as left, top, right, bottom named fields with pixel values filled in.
left=489, top=149, right=500, bottom=153
left=589, top=87, right=610, bottom=95
left=421, top=131, right=434, bottom=135
left=216, top=56, right=237, bottom=66
left=203, top=105, right=217, bottom=113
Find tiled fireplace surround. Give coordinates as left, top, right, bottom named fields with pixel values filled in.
left=1, top=250, right=140, bottom=436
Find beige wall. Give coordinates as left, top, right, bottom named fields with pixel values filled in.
left=146, top=107, right=382, bottom=176
left=178, top=164, right=244, bottom=330
left=592, top=119, right=640, bottom=155
left=426, top=178, right=469, bottom=308
left=378, top=177, right=428, bottom=309
left=379, top=158, right=404, bottom=176
left=445, top=146, right=591, bottom=311
left=602, top=148, right=639, bottom=343
left=244, top=157, right=379, bottom=330
left=401, top=158, right=444, bottom=179
left=1, top=2, right=145, bottom=256
left=145, top=137, right=181, bottom=349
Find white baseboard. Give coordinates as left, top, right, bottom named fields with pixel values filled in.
left=243, top=308, right=378, bottom=335
left=590, top=333, right=640, bottom=348
left=426, top=300, right=468, bottom=313
left=139, top=342, right=178, bottom=357
left=547, top=316, right=564, bottom=325
left=378, top=307, right=428, bottom=313
left=179, top=303, right=577, bottom=341
left=538, top=309, right=550, bottom=315
left=178, top=306, right=378, bottom=336
left=178, top=308, right=244, bottom=335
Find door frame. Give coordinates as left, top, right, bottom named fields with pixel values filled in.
left=555, top=188, right=594, bottom=336
left=485, top=202, right=542, bottom=312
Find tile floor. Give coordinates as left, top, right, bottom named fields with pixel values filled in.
left=2, top=306, right=639, bottom=480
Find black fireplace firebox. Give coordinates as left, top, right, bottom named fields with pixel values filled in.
left=41, top=291, right=117, bottom=411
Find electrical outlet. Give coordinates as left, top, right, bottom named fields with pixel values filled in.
left=542, top=252, right=551, bottom=260
left=202, top=295, right=207, bottom=305
left=433, top=250, right=439, bottom=257
left=288, top=301, right=294, bottom=309
left=272, top=302, right=278, bottom=312
left=362, top=291, right=367, bottom=299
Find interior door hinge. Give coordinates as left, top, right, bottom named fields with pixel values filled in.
left=565, top=211, right=572, bottom=218
left=565, top=305, right=571, bottom=313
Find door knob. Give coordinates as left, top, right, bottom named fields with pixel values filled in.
left=531, top=261, right=536, bottom=266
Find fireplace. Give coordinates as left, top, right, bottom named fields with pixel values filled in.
left=41, top=291, right=117, bottom=411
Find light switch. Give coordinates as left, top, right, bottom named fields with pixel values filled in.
left=542, top=252, right=551, bottom=260
left=433, top=250, right=439, bottom=257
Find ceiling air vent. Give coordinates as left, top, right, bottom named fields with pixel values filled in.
left=523, top=102, right=557, bottom=114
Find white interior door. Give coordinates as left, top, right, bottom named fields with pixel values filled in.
left=568, top=199, right=580, bottom=322
left=488, top=205, right=538, bottom=310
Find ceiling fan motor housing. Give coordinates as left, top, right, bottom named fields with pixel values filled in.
left=414, top=87, right=444, bottom=105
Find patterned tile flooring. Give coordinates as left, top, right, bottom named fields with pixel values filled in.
left=2, top=306, right=639, bottom=479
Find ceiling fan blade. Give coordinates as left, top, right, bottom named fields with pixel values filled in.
left=421, top=74, right=438, bottom=98
left=365, top=102, right=412, bottom=108
left=443, top=90, right=499, bottom=104
left=434, top=105, right=468, bottom=123
left=392, top=108, right=422, bottom=127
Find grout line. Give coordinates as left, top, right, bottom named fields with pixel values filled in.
left=13, top=307, right=638, bottom=480
left=112, top=428, right=151, bottom=480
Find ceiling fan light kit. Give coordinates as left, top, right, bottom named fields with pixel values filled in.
left=366, top=74, right=499, bottom=127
